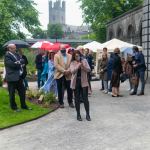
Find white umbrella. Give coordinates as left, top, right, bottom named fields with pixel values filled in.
left=83, top=41, right=102, bottom=52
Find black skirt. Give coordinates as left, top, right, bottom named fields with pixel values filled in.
left=111, top=71, right=120, bottom=88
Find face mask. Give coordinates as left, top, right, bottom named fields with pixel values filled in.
left=76, top=56, right=81, bottom=61
left=61, top=49, right=66, bottom=54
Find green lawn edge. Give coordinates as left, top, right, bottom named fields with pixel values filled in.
left=0, top=87, right=58, bottom=129
left=0, top=107, right=58, bottom=130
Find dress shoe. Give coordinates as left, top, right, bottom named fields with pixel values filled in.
left=137, top=92, right=144, bottom=96
left=130, top=92, right=137, bottom=95
left=69, top=103, right=75, bottom=108
left=77, top=115, right=82, bottom=121
left=86, top=115, right=91, bottom=121
left=59, top=104, right=64, bottom=108
left=117, top=95, right=123, bottom=97
left=112, top=95, right=117, bottom=97
left=22, top=107, right=32, bottom=110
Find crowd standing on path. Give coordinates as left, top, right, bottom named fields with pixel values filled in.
left=97, top=46, right=146, bottom=97
left=4, top=42, right=146, bottom=121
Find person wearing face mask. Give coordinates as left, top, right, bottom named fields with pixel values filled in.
left=70, top=50, right=91, bottom=121
left=54, top=44, right=74, bottom=108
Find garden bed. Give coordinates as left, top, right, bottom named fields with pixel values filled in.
left=0, top=87, right=59, bottom=129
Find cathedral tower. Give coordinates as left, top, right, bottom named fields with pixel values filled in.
left=49, top=0, right=66, bottom=25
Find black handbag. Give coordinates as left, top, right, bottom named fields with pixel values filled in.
left=120, top=73, right=127, bottom=83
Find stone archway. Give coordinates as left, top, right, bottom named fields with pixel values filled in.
left=127, top=24, right=135, bottom=44
left=117, top=26, right=123, bottom=39
left=108, top=30, right=114, bottom=40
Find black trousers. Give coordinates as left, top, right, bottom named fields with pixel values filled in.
left=87, top=72, right=92, bottom=91
left=7, top=79, right=27, bottom=110
left=56, top=76, right=73, bottom=105
left=74, top=78, right=90, bottom=116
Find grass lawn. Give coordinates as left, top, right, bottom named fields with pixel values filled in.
left=0, top=87, right=51, bottom=129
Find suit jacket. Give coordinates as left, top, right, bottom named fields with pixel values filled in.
left=70, top=59, right=91, bottom=89
left=54, top=51, right=72, bottom=80
left=4, top=52, right=21, bottom=82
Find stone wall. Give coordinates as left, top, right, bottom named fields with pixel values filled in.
left=142, top=0, right=150, bottom=77
left=107, top=6, right=143, bottom=46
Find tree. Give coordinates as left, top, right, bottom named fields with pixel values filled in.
left=79, top=0, right=143, bottom=42
left=0, top=0, right=40, bottom=56
left=32, top=28, right=47, bottom=39
left=47, top=24, right=64, bottom=40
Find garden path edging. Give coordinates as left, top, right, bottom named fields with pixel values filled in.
left=0, top=106, right=59, bottom=131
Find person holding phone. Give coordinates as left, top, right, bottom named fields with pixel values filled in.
left=70, top=50, right=91, bottom=121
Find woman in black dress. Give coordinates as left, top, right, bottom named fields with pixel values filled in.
left=111, top=48, right=123, bottom=97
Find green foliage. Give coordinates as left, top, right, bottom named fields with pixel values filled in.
left=79, top=0, right=143, bottom=41
left=0, top=87, right=50, bottom=129
left=0, top=0, right=40, bottom=56
left=26, top=90, right=44, bottom=99
left=44, top=92, right=56, bottom=105
left=47, top=23, right=64, bottom=39
left=23, top=49, right=36, bottom=75
left=32, top=27, right=47, bottom=39
left=81, top=33, right=97, bottom=40
left=0, top=75, right=3, bottom=87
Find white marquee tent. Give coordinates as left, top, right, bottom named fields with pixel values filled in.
left=99, top=38, right=142, bottom=53
left=83, top=41, right=102, bottom=52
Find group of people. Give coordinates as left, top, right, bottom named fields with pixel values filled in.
left=97, top=46, right=146, bottom=97
left=34, top=44, right=94, bottom=121
left=4, top=42, right=146, bottom=121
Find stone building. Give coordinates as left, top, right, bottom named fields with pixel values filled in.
left=48, top=0, right=90, bottom=39
left=49, top=0, right=66, bottom=25
left=107, top=1, right=150, bottom=78
left=107, top=5, right=143, bottom=46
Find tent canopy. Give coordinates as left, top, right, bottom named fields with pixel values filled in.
left=83, top=41, right=102, bottom=52
left=99, top=38, right=142, bottom=53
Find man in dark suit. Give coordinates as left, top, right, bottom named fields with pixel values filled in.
left=4, top=44, right=30, bottom=111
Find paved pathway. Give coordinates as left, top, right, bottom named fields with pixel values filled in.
left=0, top=81, right=150, bottom=150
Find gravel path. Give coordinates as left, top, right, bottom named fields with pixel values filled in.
left=0, top=81, right=150, bottom=150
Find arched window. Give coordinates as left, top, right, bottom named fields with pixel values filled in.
left=127, top=25, right=135, bottom=43
left=108, top=30, right=114, bottom=40
left=117, top=27, right=123, bottom=39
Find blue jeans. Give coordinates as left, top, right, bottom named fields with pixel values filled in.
left=104, top=80, right=108, bottom=92
left=134, top=71, right=145, bottom=93
left=108, top=81, right=112, bottom=92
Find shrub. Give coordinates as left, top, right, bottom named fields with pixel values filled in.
left=26, top=90, right=43, bottom=99
left=44, top=92, right=56, bottom=104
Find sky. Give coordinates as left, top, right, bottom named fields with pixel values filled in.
left=33, top=0, right=84, bottom=29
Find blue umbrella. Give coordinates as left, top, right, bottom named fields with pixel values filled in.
left=121, top=47, right=133, bottom=55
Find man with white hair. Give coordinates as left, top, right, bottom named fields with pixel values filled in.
left=4, top=44, right=30, bottom=112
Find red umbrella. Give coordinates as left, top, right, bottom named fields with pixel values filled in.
left=44, top=42, right=70, bottom=51
left=31, top=41, right=54, bottom=50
